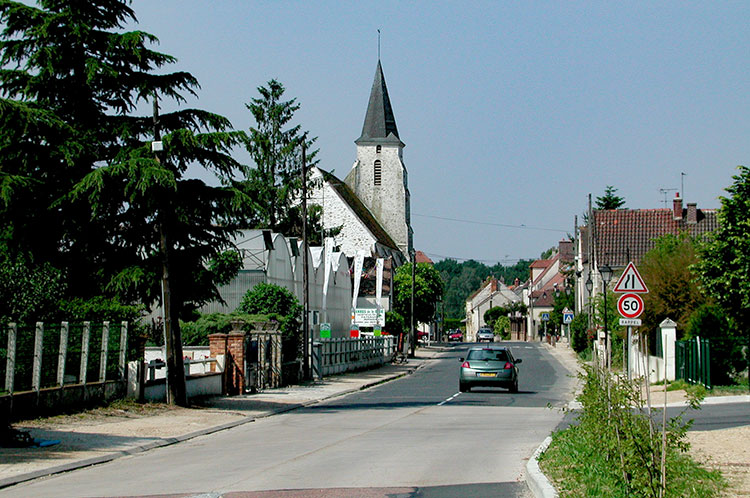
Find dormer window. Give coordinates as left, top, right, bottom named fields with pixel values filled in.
left=374, top=160, right=382, bottom=185
left=376, top=145, right=381, bottom=153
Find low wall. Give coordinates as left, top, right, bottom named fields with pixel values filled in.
left=1, top=380, right=127, bottom=422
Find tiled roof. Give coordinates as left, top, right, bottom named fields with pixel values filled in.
left=530, top=259, right=552, bottom=269
left=593, top=207, right=718, bottom=268
left=415, top=251, right=433, bottom=264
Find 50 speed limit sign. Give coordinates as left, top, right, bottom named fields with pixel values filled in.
left=617, top=293, right=644, bottom=319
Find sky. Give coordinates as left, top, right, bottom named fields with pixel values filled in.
left=129, top=1, right=750, bottom=265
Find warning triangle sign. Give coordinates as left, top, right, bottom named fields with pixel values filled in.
left=613, top=262, right=649, bottom=293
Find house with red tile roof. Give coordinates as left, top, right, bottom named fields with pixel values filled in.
left=464, top=277, right=521, bottom=342
left=575, top=194, right=718, bottom=314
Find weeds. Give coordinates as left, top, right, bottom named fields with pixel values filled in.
left=539, top=365, right=725, bottom=497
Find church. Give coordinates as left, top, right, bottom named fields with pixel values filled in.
left=308, top=60, right=413, bottom=266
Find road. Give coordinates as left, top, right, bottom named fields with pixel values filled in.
left=5, top=342, right=577, bottom=498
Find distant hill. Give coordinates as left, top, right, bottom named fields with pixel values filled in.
left=434, top=259, right=532, bottom=320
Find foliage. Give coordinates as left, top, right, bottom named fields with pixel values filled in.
left=694, top=165, right=750, bottom=372
left=236, top=283, right=302, bottom=342
left=393, top=262, right=444, bottom=327
left=180, top=312, right=281, bottom=346
left=58, top=296, right=143, bottom=324
left=595, top=185, right=626, bottom=210
left=434, top=258, right=531, bottom=319
left=385, top=310, right=405, bottom=337
left=442, top=317, right=463, bottom=331
left=591, top=290, right=625, bottom=368
left=549, top=287, right=575, bottom=330
left=685, top=303, right=744, bottom=385
left=241, top=79, right=318, bottom=234
left=570, top=312, right=589, bottom=353
left=0, top=255, right=65, bottom=323
left=539, top=365, right=723, bottom=497
left=640, top=234, right=705, bottom=335
left=493, top=315, right=510, bottom=339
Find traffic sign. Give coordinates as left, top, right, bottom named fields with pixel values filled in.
left=619, top=318, right=642, bottom=326
left=617, top=293, right=644, bottom=319
left=613, top=262, right=649, bottom=293
left=563, top=312, right=574, bottom=324
left=541, top=312, right=550, bottom=322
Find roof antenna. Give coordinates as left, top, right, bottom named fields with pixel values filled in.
left=377, top=29, right=381, bottom=60
left=681, top=172, right=687, bottom=201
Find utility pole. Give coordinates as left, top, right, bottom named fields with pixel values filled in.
left=153, top=96, right=186, bottom=407
left=301, top=144, right=310, bottom=380
left=410, top=250, right=416, bottom=358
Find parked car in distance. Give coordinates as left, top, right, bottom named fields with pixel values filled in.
left=459, top=346, right=521, bottom=393
left=448, top=330, right=463, bottom=342
left=476, top=328, right=494, bottom=342
left=417, top=330, right=429, bottom=342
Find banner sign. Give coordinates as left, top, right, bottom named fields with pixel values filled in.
left=355, top=308, right=385, bottom=327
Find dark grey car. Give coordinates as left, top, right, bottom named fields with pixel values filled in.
left=459, top=346, right=521, bottom=393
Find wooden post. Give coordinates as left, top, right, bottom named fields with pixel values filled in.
left=80, top=321, right=91, bottom=384
left=57, top=321, right=69, bottom=387
left=4, top=323, right=16, bottom=393
left=119, top=321, right=128, bottom=381
left=32, top=322, right=44, bottom=392
left=99, top=321, right=110, bottom=382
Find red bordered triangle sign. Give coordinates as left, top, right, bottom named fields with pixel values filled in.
left=613, top=262, right=649, bottom=293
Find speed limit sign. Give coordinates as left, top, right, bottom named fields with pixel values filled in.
left=617, top=293, right=644, bottom=319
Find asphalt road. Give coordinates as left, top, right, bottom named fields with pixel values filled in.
left=4, top=342, right=577, bottom=498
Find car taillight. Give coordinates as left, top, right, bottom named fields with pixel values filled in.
left=504, top=362, right=513, bottom=369
left=461, top=361, right=470, bottom=369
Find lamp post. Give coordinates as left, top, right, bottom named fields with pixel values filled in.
left=585, top=275, right=593, bottom=353
left=599, top=264, right=613, bottom=370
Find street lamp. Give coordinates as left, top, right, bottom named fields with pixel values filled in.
left=599, top=264, right=613, bottom=369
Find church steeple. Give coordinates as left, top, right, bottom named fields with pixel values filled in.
left=355, top=61, right=404, bottom=146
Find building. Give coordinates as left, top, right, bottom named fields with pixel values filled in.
left=465, top=277, right=521, bottom=342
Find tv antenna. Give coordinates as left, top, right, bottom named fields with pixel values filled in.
left=659, top=188, right=678, bottom=208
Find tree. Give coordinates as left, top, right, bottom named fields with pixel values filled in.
left=694, top=165, right=750, bottom=379
left=242, top=79, right=318, bottom=233
left=639, top=234, right=704, bottom=335
left=596, top=185, right=626, bottom=210
left=0, top=0, right=250, bottom=405
left=393, top=262, right=444, bottom=329
left=685, top=304, right=744, bottom=385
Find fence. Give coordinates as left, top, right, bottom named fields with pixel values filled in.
left=676, top=337, right=711, bottom=389
left=312, top=336, right=395, bottom=378
left=1, top=321, right=129, bottom=421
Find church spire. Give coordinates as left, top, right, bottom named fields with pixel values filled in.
left=355, top=61, right=403, bottom=146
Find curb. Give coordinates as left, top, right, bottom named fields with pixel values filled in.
left=0, top=361, right=426, bottom=490
left=525, top=436, right=558, bottom=498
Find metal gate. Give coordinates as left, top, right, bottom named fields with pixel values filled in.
left=675, top=337, right=711, bottom=389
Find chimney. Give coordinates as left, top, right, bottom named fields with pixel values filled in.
left=686, top=202, right=697, bottom=224
left=673, top=193, right=683, bottom=220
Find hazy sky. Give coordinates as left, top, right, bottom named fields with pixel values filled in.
left=130, top=1, right=749, bottom=265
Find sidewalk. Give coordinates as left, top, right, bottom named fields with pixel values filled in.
left=0, top=348, right=445, bottom=490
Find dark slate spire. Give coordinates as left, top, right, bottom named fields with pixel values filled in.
left=356, top=61, right=403, bottom=146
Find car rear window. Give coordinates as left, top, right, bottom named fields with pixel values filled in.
left=467, top=349, right=509, bottom=362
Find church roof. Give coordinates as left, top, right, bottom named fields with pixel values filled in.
left=355, top=61, right=404, bottom=146
left=317, top=167, right=400, bottom=251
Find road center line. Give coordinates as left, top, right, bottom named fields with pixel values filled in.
left=438, top=392, right=461, bottom=406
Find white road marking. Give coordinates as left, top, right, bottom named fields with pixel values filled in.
left=438, top=392, right=462, bottom=406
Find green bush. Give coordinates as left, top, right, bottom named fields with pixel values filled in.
left=686, top=303, right=744, bottom=385
left=236, top=283, right=301, bottom=362
left=59, top=296, right=143, bottom=324
left=385, top=310, right=405, bottom=337
left=570, top=312, right=589, bottom=353
left=0, top=256, right=65, bottom=323
left=180, top=312, right=280, bottom=346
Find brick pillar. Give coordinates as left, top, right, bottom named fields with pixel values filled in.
left=227, top=332, right=246, bottom=394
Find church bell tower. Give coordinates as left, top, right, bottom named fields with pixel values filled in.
left=344, top=60, right=413, bottom=260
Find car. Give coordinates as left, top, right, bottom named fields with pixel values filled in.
left=417, top=330, right=429, bottom=342
left=448, top=330, right=463, bottom=342
left=458, top=346, right=522, bottom=393
left=476, top=328, right=495, bottom=342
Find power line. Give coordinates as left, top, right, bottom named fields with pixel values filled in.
left=424, top=251, right=529, bottom=265
left=413, top=213, right=568, bottom=233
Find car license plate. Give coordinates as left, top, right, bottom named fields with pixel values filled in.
left=477, top=372, right=495, bottom=377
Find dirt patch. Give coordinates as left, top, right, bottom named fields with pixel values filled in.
left=688, top=426, right=750, bottom=497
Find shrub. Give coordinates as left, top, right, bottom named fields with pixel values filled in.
left=570, top=312, right=589, bottom=353
left=385, top=310, right=405, bottom=337
left=180, top=312, right=281, bottom=346
left=236, top=283, right=302, bottom=361
left=686, top=303, right=744, bottom=385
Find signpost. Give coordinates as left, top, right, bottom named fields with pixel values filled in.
left=320, top=322, right=331, bottom=339
left=563, top=308, right=574, bottom=343
left=614, top=262, right=649, bottom=380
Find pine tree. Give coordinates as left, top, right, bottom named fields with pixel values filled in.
left=595, top=185, right=626, bottom=210
left=0, top=0, right=250, bottom=405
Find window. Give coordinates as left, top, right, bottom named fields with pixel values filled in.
left=374, top=160, right=381, bottom=185
left=376, top=145, right=381, bottom=153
